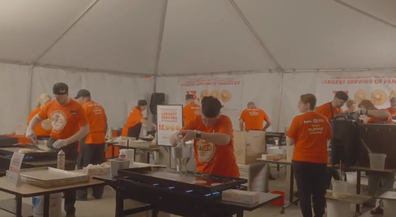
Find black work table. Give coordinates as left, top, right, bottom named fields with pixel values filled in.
left=94, top=169, right=280, bottom=217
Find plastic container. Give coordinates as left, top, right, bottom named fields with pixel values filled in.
left=369, top=153, right=386, bottom=170
left=32, top=193, right=62, bottom=217
left=346, top=172, right=357, bottom=185
left=270, top=191, right=285, bottom=206
left=327, top=200, right=351, bottom=217
left=383, top=199, right=396, bottom=217
left=332, top=180, right=348, bottom=198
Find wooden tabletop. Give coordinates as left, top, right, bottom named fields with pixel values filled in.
left=220, top=192, right=281, bottom=211
left=325, top=191, right=372, bottom=204
left=0, top=177, right=104, bottom=197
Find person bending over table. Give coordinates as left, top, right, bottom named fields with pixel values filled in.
left=27, top=93, right=52, bottom=139
left=26, top=82, right=89, bottom=217
left=170, top=96, right=240, bottom=178
left=358, top=99, right=394, bottom=215
left=121, top=100, right=156, bottom=139
left=385, top=97, right=396, bottom=123
left=287, top=93, right=332, bottom=217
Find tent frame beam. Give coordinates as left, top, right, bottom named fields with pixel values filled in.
left=333, top=0, right=396, bottom=29
left=32, top=0, right=100, bottom=64
left=153, top=0, right=169, bottom=93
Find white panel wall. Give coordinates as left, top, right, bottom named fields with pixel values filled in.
left=0, top=63, right=31, bottom=134
left=31, top=67, right=154, bottom=129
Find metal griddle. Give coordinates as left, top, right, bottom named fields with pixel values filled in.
left=118, top=167, right=247, bottom=194
left=0, top=147, right=57, bottom=157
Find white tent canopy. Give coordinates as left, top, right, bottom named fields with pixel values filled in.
left=0, top=0, right=395, bottom=133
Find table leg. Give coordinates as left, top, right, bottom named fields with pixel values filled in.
left=133, top=148, right=137, bottom=162
left=15, top=195, right=22, bottom=217
left=146, top=152, right=150, bottom=163
left=236, top=209, right=244, bottom=217
left=112, top=145, right=115, bottom=158
left=115, top=191, right=124, bottom=217
left=277, top=164, right=280, bottom=178
left=43, top=194, right=50, bottom=217
left=355, top=171, right=362, bottom=214
left=151, top=208, right=159, bottom=217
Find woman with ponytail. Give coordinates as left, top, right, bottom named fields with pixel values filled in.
left=27, top=94, right=52, bottom=139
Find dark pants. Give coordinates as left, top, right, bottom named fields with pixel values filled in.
left=76, top=137, right=105, bottom=199
left=47, top=138, right=78, bottom=215
left=293, top=161, right=328, bottom=217
left=127, top=123, right=142, bottom=139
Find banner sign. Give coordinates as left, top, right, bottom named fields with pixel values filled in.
left=157, top=105, right=183, bottom=146
left=178, top=76, right=244, bottom=118
left=316, top=73, right=396, bottom=109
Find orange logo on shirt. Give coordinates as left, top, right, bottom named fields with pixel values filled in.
left=196, top=140, right=216, bottom=163
left=50, top=110, right=67, bottom=133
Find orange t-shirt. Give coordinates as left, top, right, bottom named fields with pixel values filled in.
left=27, top=107, right=51, bottom=137
left=315, top=102, right=342, bottom=120
left=182, top=115, right=240, bottom=178
left=38, top=99, right=89, bottom=140
left=239, top=107, right=269, bottom=131
left=368, top=109, right=393, bottom=123
left=121, top=107, right=143, bottom=136
left=286, top=112, right=333, bottom=164
left=386, top=107, right=396, bottom=118
left=183, top=103, right=200, bottom=125
left=83, top=101, right=107, bottom=144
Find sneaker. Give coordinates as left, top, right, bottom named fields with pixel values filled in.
left=370, top=206, right=384, bottom=215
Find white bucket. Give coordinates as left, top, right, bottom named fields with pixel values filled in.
left=332, top=180, right=348, bottom=199
left=346, top=172, right=357, bottom=185
left=32, top=193, right=62, bottom=217
left=369, top=153, right=387, bottom=170
left=327, top=200, right=351, bottom=217
left=383, top=199, right=396, bottom=217
left=286, top=146, right=294, bottom=162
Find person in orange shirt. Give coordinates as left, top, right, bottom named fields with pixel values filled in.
left=357, top=99, right=394, bottom=214
left=121, top=100, right=156, bottom=138
left=344, top=100, right=357, bottom=113
left=26, top=82, right=89, bottom=217
left=239, top=102, right=271, bottom=131
left=315, top=91, right=348, bottom=120
left=386, top=97, right=396, bottom=123
left=74, top=89, right=107, bottom=200
left=358, top=99, right=392, bottom=124
left=27, top=94, right=52, bottom=139
left=170, top=96, right=239, bottom=178
left=287, top=93, right=332, bottom=217
left=183, top=94, right=200, bottom=125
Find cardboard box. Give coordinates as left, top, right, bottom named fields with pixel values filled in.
left=237, top=162, right=268, bottom=192
left=234, top=131, right=266, bottom=164
left=222, top=189, right=259, bottom=204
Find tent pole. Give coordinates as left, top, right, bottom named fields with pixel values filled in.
left=276, top=72, right=284, bottom=132
left=27, top=65, right=34, bottom=115
left=152, top=0, right=169, bottom=93
left=32, top=0, right=100, bottom=64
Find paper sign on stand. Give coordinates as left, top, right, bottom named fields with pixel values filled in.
left=157, top=105, right=183, bottom=146
left=15, top=123, right=26, bottom=135
left=6, top=152, right=25, bottom=186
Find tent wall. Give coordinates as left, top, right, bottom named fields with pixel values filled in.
left=0, top=62, right=153, bottom=134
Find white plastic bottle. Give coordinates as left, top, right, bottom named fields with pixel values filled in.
left=57, top=150, right=65, bottom=170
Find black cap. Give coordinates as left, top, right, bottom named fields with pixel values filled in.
left=75, top=89, right=91, bottom=99
left=335, top=91, right=348, bottom=101
left=186, top=94, right=194, bottom=100
left=53, top=82, right=68, bottom=95
left=201, top=96, right=222, bottom=118
left=138, top=100, right=148, bottom=106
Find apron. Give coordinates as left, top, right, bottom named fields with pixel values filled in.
left=127, top=122, right=142, bottom=139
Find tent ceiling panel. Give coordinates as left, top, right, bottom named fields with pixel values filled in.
left=39, top=0, right=166, bottom=74
left=0, top=0, right=93, bottom=63
left=157, top=0, right=276, bottom=76
left=234, top=0, right=396, bottom=69
left=340, top=0, right=396, bottom=26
